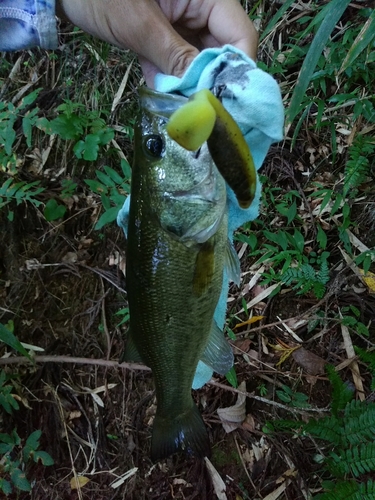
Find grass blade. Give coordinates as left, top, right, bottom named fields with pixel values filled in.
left=286, top=0, right=351, bottom=127
left=339, top=9, right=375, bottom=74
left=260, top=0, right=296, bottom=42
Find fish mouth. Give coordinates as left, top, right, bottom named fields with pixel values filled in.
left=139, top=86, right=188, bottom=119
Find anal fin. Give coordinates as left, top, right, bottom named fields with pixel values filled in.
left=200, top=321, right=234, bottom=375
left=120, top=330, right=144, bottom=364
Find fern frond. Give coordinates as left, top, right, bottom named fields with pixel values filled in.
left=266, top=419, right=302, bottom=433
left=355, top=346, right=375, bottom=373
left=281, top=262, right=329, bottom=299
left=344, top=135, right=375, bottom=197
left=326, top=365, right=354, bottom=416
left=314, top=479, right=375, bottom=500
left=0, top=178, right=44, bottom=209
left=304, top=416, right=343, bottom=446
left=317, top=260, right=330, bottom=285
left=358, top=479, right=375, bottom=498
left=313, top=480, right=360, bottom=500
left=344, top=402, right=375, bottom=445
left=328, top=443, right=375, bottom=478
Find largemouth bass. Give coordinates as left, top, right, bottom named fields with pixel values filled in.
left=125, top=87, right=255, bottom=461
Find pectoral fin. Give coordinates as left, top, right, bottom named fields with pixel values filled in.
left=121, top=330, right=144, bottom=364
left=200, top=321, right=234, bottom=375
left=226, top=239, right=241, bottom=286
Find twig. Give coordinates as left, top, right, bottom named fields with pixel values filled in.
left=0, top=355, right=151, bottom=371
left=208, top=380, right=329, bottom=415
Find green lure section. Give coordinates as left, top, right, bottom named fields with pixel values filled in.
left=166, top=89, right=257, bottom=209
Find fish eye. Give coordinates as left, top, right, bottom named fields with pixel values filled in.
left=143, top=134, right=164, bottom=158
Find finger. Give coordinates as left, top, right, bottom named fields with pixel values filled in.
left=58, top=0, right=199, bottom=78
left=202, top=0, right=258, bottom=59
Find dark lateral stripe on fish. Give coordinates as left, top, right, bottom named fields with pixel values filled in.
left=193, top=241, right=215, bottom=296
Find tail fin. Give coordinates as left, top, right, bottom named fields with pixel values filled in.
left=151, top=404, right=211, bottom=461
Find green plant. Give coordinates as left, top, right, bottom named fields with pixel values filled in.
left=0, top=321, right=30, bottom=359
left=276, top=384, right=311, bottom=409
left=355, top=346, right=375, bottom=390
left=265, top=365, right=375, bottom=499
left=0, top=177, right=44, bottom=221
left=340, top=306, right=370, bottom=337
left=0, top=89, right=44, bottom=173
left=281, top=257, right=330, bottom=299
left=257, top=383, right=268, bottom=397
left=0, top=324, right=53, bottom=495
left=115, top=307, right=130, bottom=327
left=44, top=100, right=115, bottom=161
left=43, top=198, right=67, bottom=221
left=84, top=159, right=131, bottom=230
left=0, top=428, right=54, bottom=495
left=344, top=134, right=375, bottom=198
left=286, top=0, right=353, bottom=126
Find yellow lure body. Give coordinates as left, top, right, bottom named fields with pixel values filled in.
left=166, top=89, right=257, bottom=209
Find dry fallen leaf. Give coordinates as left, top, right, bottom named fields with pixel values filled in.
left=359, top=269, right=375, bottom=294
left=204, top=457, right=227, bottom=500
left=292, top=347, right=327, bottom=375
left=217, top=381, right=246, bottom=433
left=70, top=476, right=90, bottom=490
left=232, top=338, right=252, bottom=354
left=242, top=413, right=256, bottom=432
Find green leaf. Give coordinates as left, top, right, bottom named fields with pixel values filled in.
left=25, top=430, right=41, bottom=452
left=95, top=170, right=116, bottom=188
left=103, top=165, right=124, bottom=184
left=44, top=199, right=66, bottom=221
left=356, top=322, right=369, bottom=337
left=33, top=450, right=54, bottom=466
left=10, top=468, right=31, bottom=492
left=49, top=114, right=83, bottom=140
left=94, top=206, right=120, bottom=230
left=276, top=389, right=291, bottom=404
left=84, top=179, right=107, bottom=194
left=317, top=225, right=327, bottom=249
left=0, top=323, right=30, bottom=359
left=286, top=0, right=352, bottom=126
left=0, top=478, right=12, bottom=495
left=225, top=367, right=238, bottom=388
left=0, top=442, right=14, bottom=454
left=286, top=200, right=297, bottom=224
left=120, top=158, right=132, bottom=178
left=339, top=9, right=375, bottom=74
left=96, top=127, right=114, bottom=145
left=292, top=229, right=305, bottom=254
left=19, top=88, right=40, bottom=108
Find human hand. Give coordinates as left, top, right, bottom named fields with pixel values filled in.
left=57, top=0, right=258, bottom=87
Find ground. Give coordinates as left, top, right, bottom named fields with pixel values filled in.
left=1, top=2, right=375, bottom=499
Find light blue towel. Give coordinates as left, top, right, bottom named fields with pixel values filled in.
left=117, top=45, right=284, bottom=389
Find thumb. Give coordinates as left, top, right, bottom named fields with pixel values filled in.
left=139, top=41, right=198, bottom=88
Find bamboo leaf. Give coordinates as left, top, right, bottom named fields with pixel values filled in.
left=286, top=0, right=351, bottom=126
